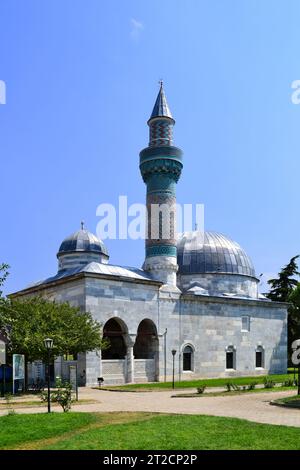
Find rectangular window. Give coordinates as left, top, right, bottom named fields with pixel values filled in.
left=226, top=351, right=234, bottom=369
left=241, top=316, right=250, bottom=332
left=183, top=353, right=192, bottom=371
left=256, top=351, right=263, bottom=368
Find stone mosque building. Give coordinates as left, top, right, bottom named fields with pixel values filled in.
left=12, top=85, right=287, bottom=385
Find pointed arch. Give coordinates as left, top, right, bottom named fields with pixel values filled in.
left=134, top=319, right=158, bottom=359
left=102, top=317, right=128, bottom=360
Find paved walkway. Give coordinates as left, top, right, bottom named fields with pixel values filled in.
left=1, top=388, right=300, bottom=428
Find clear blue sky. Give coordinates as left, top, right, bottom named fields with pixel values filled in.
left=1, top=0, right=299, bottom=295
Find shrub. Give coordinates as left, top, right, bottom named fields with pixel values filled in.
left=226, top=382, right=232, bottom=392
left=226, top=382, right=241, bottom=392
left=282, top=378, right=297, bottom=387
left=196, top=386, right=206, bottom=394
left=41, top=378, right=73, bottom=412
left=247, top=382, right=258, bottom=390
left=4, top=393, right=15, bottom=416
left=231, top=382, right=241, bottom=391
left=263, top=378, right=275, bottom=389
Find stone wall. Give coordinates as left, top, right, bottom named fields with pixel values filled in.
left=14, top=273, right=287, bottom=386
left=177, top=273, right=259, bottom=298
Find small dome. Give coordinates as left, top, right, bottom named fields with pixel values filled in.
left=58, top=229, right=108, bottom=257
left=177, top=231, right=255, bottom=277
left=57, top=227, right=109, bottom=272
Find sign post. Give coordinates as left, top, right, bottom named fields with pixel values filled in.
left=69, top=364, right=78, bottom=401
left=12, top=354, right=25, bottom=394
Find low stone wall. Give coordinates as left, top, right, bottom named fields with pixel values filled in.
left=134, top=359, right=156, bottom=383
left=102, top=359, right=126, bottom=385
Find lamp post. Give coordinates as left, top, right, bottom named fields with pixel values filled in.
left=44, top=338, right=53, bottom=413
left=163, top=328, right=167, bottom=382
left=171, top=349, right=176, bottom=390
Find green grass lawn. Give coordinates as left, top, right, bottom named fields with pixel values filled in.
left=1, top=412, right=300, bottom=450
left=172, top=386, right=296, bottom=398
left=98, top=372, right=295, bottom=391
left=0, top=412, right=96, bottom=449
left=273, top=395, right=300, bottom=408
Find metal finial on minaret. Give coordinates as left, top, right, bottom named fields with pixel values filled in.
left=81, top=220, right=85, bottom=230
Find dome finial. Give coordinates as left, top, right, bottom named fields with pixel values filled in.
left=81, top=220, right=85, bottom=230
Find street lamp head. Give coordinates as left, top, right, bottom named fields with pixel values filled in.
left=44, top=338, right=53, bottom=350
left=171, top=349, right=177, bottom=356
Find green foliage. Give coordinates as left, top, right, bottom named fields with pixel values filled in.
left=263, top=378, right=275, bottom=389
left=4, top=412, right=300, bottom=450
left=0, top=263, right=10, bottom=337
left=196, top=385, right=206, bottom=394
left=0, top=296, right=109, bottom=362
left=4, top=393, right=15, bottom=415
left=226, top=382, right=241, bottom=392
left=266, top=256, right=299, bottom=302
left=289, top=284, right=300, bottom=307
left=41, top=378, right=73, bottom=412
left=288, top=283, right=300, bottom=353
left=111, top=373, right=293, bottom=391
left=266, top=256, right=300, bottom=361
left=0, top=263, right=9, bottom=298
left=274, top=395, right=300, bottom=407
left=247, top=382, right=258, bottom=390
left=0, top=412, right=96, bottom=449
left=41, top=413, right=300, bottom=451
left=282, top=378, right=297, bottom=387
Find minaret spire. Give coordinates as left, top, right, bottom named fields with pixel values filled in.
left=147, top=81, right=175, bottom=148
left=139, top=84, right=183, bottom=286
left=149, top=81, right=174, bottom=122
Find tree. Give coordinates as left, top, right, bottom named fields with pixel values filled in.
left=266, top=256, right=300, bottom=361
left=0, top=297, right=108, bottom=363
left=266, top=255, right=299, bottom=302
left=289, top=283, right=300, bottom=308
left=0, top=263, right=10, bottom=340
left=0, top=263, right=9, bottom=298
left=288, top=283, right=300, bottom=347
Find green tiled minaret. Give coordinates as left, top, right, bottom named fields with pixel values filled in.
left=139, top=82, right=183, bottom=285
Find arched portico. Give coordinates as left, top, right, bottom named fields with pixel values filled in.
left=101, top=317, right=134, bottom=384
left=102, top=318, right=128, bottom=359
left=134, top=319, right=159, bottom=382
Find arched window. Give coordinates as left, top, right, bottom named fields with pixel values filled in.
left=226, top=345, right=236, bottom=370
left=102, top=318, right=127, bottom=359
left=256, top=346, right=264, bottom=368
left=183, top=345, right=194, bottom=371
left=134, top=319, right=158, bottom=359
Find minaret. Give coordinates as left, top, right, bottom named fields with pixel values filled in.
left=139, top=82, right=183, bottom=285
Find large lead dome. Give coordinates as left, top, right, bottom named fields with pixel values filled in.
left=177, top=231, right=255, bottom=277
left=177, top=231, right=258, bottom=298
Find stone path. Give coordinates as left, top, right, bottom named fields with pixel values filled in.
left=1, top=387, right=300, bottom=428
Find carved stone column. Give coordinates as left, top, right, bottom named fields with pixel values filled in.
left=125, top=334, right=136, bottom=383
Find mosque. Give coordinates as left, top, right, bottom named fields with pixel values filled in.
left=12, top=84, right=287, bottom=385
